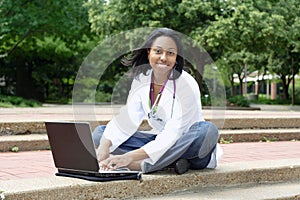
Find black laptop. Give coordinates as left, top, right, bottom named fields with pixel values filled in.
left=45, top=121, right=142, bottom=182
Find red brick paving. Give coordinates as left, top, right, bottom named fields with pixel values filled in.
left=0, top=141, right=299, bottom=180
left=219, top=141, right=300, bottom=163
left=0, top=150, right=56, bottom=180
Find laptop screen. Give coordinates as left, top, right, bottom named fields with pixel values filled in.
left=45, top=122, right=100, bottom=173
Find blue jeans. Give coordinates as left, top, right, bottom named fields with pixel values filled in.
left=92, top=121, right=219, bottom=173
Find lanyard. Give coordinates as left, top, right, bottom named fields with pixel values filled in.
left=149, top=73, right=176, bottom=117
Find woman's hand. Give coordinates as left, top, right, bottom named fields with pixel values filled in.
left=100, top=154, right=133, bottom=170
left=96, top=144, right=110, bottom=162
left=100, top=149, right=149, bottom=171
left=96, top=137, right=112, bottom=162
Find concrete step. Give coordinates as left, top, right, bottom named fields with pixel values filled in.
left=0, top=159, right=299, bottom=200
left=137, top=181, right=300, bottom=200
left=1, top=127, right=300, bottom=152
left=0, top=134, right=49, bottom=152
left=1, top=116, right=300, bottom=136
left=220, top=128, right=300, bottom=143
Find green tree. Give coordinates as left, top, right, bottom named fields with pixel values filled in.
left=263, top=0, right=300, bottom=101
left=188, top=0, right=299, bottom=101
left=0, top=0, right=95, bottom=101
left=85, top=0, right=224, bottom=99
left=85, top=0, right=187, bottom=36
left=84, top=0, right=300, bottom=104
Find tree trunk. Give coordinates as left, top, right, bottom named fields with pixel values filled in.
left=280, top=75, right=289, bottom=100
left=292, top=74, right=295, bottom=105
left=239, top=77, right=243, bottom=95
left=15, top=54, right=33, bottom=99
left=230, top=74, right=235, bottom=96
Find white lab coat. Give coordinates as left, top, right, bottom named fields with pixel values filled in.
left=103, top=69, right=205, bottom=164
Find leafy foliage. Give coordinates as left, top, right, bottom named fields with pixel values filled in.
left=0, top=94, right=41, bottom=107
left=0, top=0, right=299, bottom=106
left=196, top=0, right=300, bottom=100
left=0, top=0, right=96, bottom=102
left=227, top=95, right=250, bottom=107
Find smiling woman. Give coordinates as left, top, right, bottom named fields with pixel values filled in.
left=92, top=28, right=223, bottom=175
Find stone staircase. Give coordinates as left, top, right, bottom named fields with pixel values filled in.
left=1, top=117, right=300, bottom=152
left=0, top=109, right=300, bottom=199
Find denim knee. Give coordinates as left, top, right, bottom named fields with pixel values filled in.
left=92, top=125, right=106, bottom=148
left=205, top=121, right=219, bottom=139
left=190, top=121, right=219, bottom=139
left=197, top=121, right=219, bottom=158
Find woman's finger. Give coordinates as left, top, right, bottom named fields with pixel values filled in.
left=108, top=159, right=118, bottom=169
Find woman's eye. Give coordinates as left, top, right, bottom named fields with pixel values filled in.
left=154, top=49, right=161, bottom=53
left=168, top=51, right=176, bottom=56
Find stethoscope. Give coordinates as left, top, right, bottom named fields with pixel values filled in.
left=149, top=71, right=176, bottom=121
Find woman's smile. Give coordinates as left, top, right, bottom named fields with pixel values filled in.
left=156, top=62, right=169, bottom=67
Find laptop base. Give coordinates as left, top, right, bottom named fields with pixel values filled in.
left=56, top=171, right=142, bottom=182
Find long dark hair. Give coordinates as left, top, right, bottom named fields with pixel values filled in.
left=122, top=28, right=184, bottom=80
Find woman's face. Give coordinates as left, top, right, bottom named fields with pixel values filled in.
left=148, top=36, right=178, bottom=75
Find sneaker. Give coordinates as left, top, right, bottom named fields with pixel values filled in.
left=174, top=159, right=190, bottom=175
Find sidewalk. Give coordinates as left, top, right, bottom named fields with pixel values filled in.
left=1, top=141, right=300, bottom=180
left=1, top=104, right=300, bottom=123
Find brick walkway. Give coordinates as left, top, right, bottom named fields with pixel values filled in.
left=1, top=141, right=300, bottom=180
